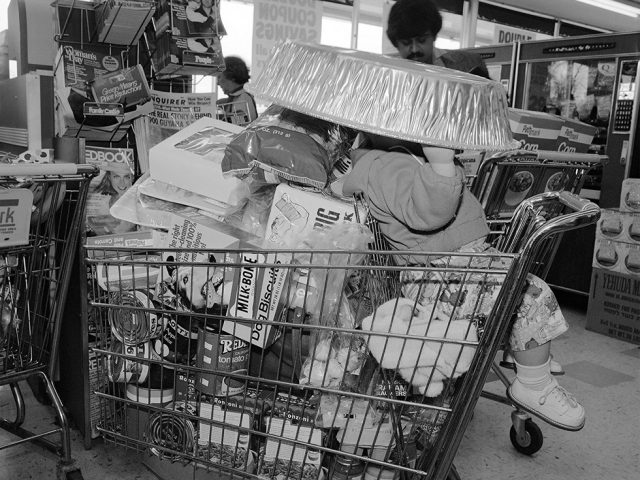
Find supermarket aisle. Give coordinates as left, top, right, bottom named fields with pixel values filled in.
left=1, top=292, right=638, bottom=480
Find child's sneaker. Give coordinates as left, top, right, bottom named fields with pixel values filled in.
left=507, top=377, right=585, bottom=431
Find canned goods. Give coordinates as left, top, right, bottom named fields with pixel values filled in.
left=148, top=401, right=197, bottom=460
left=109, top=290, right=165, bottom=345
left=195, top=327, right=249, bottom=397
left=152, top=314, right=199, bottom=367
left=107, top=339, right=158, bottom=384
left=125, top=362, right=175, bottom=405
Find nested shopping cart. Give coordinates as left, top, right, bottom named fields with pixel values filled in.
left=216, top=98, right=257, bottom=127
left=84, top=187, right=599, bottom=480
left=0, top=163, right=98, bottom=480
left=466, top=148, right=606, bottom=281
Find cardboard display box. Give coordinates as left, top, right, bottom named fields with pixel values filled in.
left=555, top=117, right=598, bottom=153
left=508, top=108, right=564, bottom=152
left=586, top=267, right=640, bottom=345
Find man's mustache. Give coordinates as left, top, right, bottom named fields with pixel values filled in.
left=407, top=52, right=423, bottom=60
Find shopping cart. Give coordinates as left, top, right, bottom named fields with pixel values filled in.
left=0, top=163, right=98, bottom=480
left=84, top=187, right=599, bottom=480
left=468, top=148, right=606, bottom=280
left=217, top=98, right=256, bottom=127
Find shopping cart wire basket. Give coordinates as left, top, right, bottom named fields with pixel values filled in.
left=0, top=163, right=98, bottom=480
left=85, top=190, right=599, bottom=480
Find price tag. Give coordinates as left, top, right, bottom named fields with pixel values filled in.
left=0, top=189, right=33, bottom=247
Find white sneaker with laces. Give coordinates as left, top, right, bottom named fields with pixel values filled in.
left=507, top=377, right=585, bottom=431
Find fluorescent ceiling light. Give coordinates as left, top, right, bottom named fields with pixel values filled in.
left=575, top=0, right=640, bottom=17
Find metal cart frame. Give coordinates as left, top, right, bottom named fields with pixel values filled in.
left=84, top=188, right=599, bottom=480
left=0, top=164, right=98, bottom=480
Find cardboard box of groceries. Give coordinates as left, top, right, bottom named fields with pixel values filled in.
left=556, top=117, right=598, bottom=153
left=508, top=108, right=564, bottom=152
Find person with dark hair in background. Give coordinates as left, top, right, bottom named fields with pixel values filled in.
left=387, top=0, right=490, bottom=78
left=216, top=56, right=258, bottom=125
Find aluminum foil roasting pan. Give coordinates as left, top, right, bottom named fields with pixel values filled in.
left=247, top=40, right=518, bottom=151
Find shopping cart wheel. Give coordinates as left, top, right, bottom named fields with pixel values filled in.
left=509, top=419, right=543, bottom=455
left=56, top=461, right=83, bottom=480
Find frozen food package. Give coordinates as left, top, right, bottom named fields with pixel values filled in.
left=222, top=104, right=356, bottom=189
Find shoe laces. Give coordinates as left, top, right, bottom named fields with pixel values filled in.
left=538, top=383, right=579, bottom=409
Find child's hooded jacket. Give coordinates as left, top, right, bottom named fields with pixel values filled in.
left=342, top=148, right=489, bottom=262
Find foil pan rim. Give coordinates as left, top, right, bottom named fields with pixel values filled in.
left=247, top=87, right=521, bottom=151
left=247, top=40, right=519, bottom=151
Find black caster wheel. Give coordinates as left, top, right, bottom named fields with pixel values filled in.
left=57, top=461, right=83, bottom=480
left=510, top=418, right=543, bottom=455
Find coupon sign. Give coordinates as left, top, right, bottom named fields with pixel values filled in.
left=0, top=189, right=33, bottom=247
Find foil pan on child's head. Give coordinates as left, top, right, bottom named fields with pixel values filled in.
left=246, top=40, right=519, bottom=151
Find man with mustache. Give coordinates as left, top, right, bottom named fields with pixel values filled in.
left=386, top=0, right=490, bottom=78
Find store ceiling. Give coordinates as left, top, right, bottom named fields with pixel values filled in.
left=356, top=0, right=640, bottom=33
left=489, top=0, right=640, bottom=32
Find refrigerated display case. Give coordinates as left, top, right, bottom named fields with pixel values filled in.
left=462, top=32, right=640, bottom=295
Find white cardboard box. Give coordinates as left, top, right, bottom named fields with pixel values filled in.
left=149, top=117, right=249, bottom=206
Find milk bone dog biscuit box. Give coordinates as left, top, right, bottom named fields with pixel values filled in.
left=223, top=251, right=288, bottom=349
left=508, top=108, right=564, bottom=151
left=555, top=117, right=598, bottom=153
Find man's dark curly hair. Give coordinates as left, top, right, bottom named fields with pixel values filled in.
left=387, top=0, right=443, bottom=47
left=222, top=56, right=250, bottom=85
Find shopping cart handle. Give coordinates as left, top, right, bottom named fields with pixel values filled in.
left=558, top=190, right=598, bottom=212
left=0, top=163, right=99, bottom=177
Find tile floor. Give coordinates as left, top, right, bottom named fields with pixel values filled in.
left=1, top=292, right=639, bottom=480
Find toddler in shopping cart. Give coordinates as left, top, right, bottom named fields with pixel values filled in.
left=341, top=137, right=585, bottom=431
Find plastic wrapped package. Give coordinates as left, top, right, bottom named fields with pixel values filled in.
left=137, top=176, right=244, bottom=218
left=222, top=104, right=357, bottom=189
left=109, top=175, right=204, bottom=231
